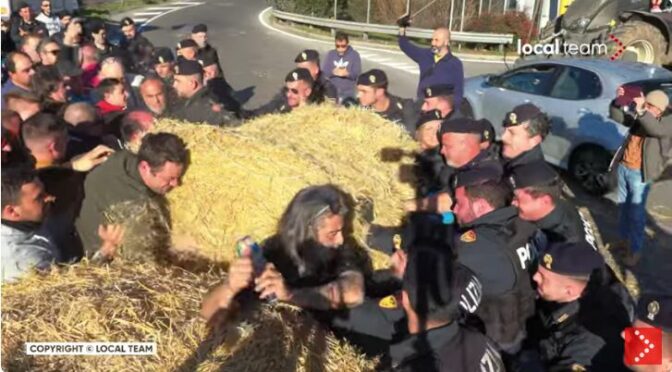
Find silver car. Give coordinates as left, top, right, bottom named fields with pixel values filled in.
left=462, top=58, right=672, bottom=194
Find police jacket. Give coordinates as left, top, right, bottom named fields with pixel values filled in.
left=171, top=87, right=238, bottom=126
left=502, top=145, right=545, bottom=176
left=535, top=200, right=598, bottom=250
left=387, top=322, right=504, bottom=372
left=456, top=206, right=538, bottom=352
left=206, top=77, right=242, bottom=115
left=121, top=34, right=154, bottom=74
left=415, top=146, right=446, bottom=197
left=198, top=45, right=223, bottom=75
left=376, top=94, right=417, bottom=135
left=529, top=269, right=634, bottom=372
left=311, top=72, right=338, bottom=103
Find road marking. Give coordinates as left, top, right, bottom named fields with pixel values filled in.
left=146, top=6, right=180, bottom=10
left=258, top=7, right=507, bottom=67
left=133, top=18, right=149, bottom=22
left=133, top=11, right=164, bottom=16
left=137, top=1, right=204, bottom=31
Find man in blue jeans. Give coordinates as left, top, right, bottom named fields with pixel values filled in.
left=610, top=88, right=672, bottom=266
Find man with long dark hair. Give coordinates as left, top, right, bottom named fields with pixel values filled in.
left=201, top=184, right=366, bottom=320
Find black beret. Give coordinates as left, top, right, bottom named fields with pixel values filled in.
left=508, top=161, right=559, bottom=190
left=424, top=84, right=454, bottom=98
left=192, top=23, right=207, bottom=33
left=120, top=17, right=135, bottom=27
left=285, top=68, right=313, bottom=84
left=177, top=39, right=198, bottom=50
left=17, top=2, right=30, bottom=9
left=636, top=293, right=672, bottom=332
left=152, top=47, right=175, bottom=65
left=538, top=241, right=604, bottom=277
left=416, top=110, right=443, bottom=129
left=294, top=49, right=320, bottom=63
left=478, top=119, right=496, bottom=144
left=503, top=103, right=543, bottom=127
left=404, top=246, right=482, bottom=316
left=439, top=117, right=487, bottom=138
left=453, top=162, right=503, bottom=189
left=174, top=59, right=203, bottom=76
left=357, top=69, right=388, bottom=87
left=198, top=52, right=217, bottom=68
left=88, top=20, right=105, bottom=34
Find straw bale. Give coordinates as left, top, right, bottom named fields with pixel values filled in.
left=1, top=261, right=378, bottom=371
left=153, top=105, right=417, bottom=268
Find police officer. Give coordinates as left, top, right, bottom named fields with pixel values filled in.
left=170, top=59, right=237, bottom=126
left=356, top=69, right=416, bottom=134
left=249, top=68, right=314, bottom=117
left=452, top=165, right=538, bottom=356
left=176, top=38, right=199, bottom=62
left=150, top=47, right=176, bottom=87
left=414, top=110, right=446, bottom=197
left=421, top=84, right=457, bottom=118
left=200, top=52, right=241, bottom=116
left=500, top=103, right=550, bottom=175
left=191, top=23, right=223, bottom=77
left=294, top=49, right=338, bottom=103
left=510, top=161, right=599, bottom=250
left=625, top=294, right=672, bottom=372
left=119, top=17, right=154, bottom=74
left=386, top=244, right=503, bottom=372
left=522, top=240, right=634, bottom=371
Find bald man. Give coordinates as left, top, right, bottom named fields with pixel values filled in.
left=398, top=25, right=464, bottom=108
left=139, top=77, right=170, bottom=117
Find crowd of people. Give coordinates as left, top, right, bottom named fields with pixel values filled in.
left=1, top=1, right=671, bottom=371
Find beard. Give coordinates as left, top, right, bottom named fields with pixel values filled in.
left=296, top=241, right=341, bottom=282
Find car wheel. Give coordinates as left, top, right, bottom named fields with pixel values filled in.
left=609, top=20, right=666, bottom=65
left=568, top=145, right=614, bottom=196
left=460, top=100, right=474, bottom=118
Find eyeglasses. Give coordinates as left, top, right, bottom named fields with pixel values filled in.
left=335, top=43, right=348, bottom=48
left=285, top=87, right=300, bottom=95
left=45, top=49, right=60, bottom=55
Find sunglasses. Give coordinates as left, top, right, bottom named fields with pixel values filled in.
left=45, top=49, right=60, bottom=55
left=335, top=43, right=348, bottom=48
left=285, top=87, right=300, bottom=95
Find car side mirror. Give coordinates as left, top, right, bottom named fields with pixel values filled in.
left=486, top=74, right=499, bottom=86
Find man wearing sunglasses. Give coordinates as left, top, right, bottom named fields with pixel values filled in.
left=2, top=52, right=34, bottom=100
left=322, top=32, right=361, bottom=103
left=35, top=0, right=61, bottom=36
left=249, top=68, right=314, bottom=117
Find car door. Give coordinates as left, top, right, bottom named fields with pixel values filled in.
left=476, top=64, right=562, bottom=138
left=543, top=65, right=616, bottom=167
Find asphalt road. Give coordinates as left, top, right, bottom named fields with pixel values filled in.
left=134, top=0, right=670, bottom=295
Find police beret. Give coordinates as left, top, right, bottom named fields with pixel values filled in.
left=478, top=119, right=496, bottom=144
left=285, top=68, right=313, bottom=84
left=503, top=103, right=543, bottom=127
left=198, top=52, right=217, bottom=68
left=404, top=246, right=481, bottom=316
left=177, top=39, right=198, bottom=50
left=636, top=293, right=672, bottom=332
left=120, top=17, right=135, bottom=27
left=17, top=1, right=30, bottom=9
left=538, top=241, right=604, bottom=277
left=439, top=117, right=487, bottom=138
left=424, top=84, right=454, bottom=98
left=453, top=162, right=503, bottom=189
left=416, top=110, right=443, bottom=128
left=174, top=59, right=203, bottom=76
left=508, top=161, right=559, bottom=189
left=357, top=69, right=388, bottom=87
left=294, top=49, right=320, bottom=63
left=192, top=23, right=208, bottom=33
left=152, top=47, right=175, bottom=65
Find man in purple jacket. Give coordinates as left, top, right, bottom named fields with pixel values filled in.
left=322, top=32, right=362, bottom=103
left=398, top=25, right=464, bottom=108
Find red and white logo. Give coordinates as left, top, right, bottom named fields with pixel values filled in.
left=624, top=327, right=663, bottom=365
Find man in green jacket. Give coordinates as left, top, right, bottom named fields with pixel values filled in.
left=75, top=133, right=188, bottom=260
left=609, top=88, right=672, bottom=266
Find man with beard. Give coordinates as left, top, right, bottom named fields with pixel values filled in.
left=356, top=69, right=416, bottom=134
left=322, top=32, right=361, bottom=102
left=294, top=49, right=338, bottom=103
left=191, top=24, right=222, bottom=76
left=149, top=48, right=175, bottom=87
left=398, top=25, right=463, bottom=107
left=119, top=17, right=154, bottom=73
left=139, top=77, right=170, bottom=118
left=201, top=184, right=366, bottom=320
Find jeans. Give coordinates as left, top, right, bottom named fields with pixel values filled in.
left=617, top=164, right=651, bottom=254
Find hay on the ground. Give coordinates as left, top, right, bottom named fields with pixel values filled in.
left=1, top=262, right=378, bottom=372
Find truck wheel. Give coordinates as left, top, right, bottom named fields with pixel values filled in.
left=609, top=20, right=666, bottom=65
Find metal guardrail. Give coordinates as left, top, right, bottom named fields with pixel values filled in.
left=271, top=9, right=515, bottom=48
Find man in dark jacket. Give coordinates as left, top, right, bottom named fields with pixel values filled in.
left=398, top=25, right=464, bottom=107
left=500, top=103, right=550, bottom=175
left=356, top=69, right=416, bottom=134
left=191, top=23, right=223, bottom=77
left=609, top=88, right=672, bottom=266
left=10, top=2, right=48, bottom=45
left=119, top=17, right=154, bottom=74
left=294, top=49, right=338, bottom=103
left=75, top=133, right=188, bottom=259
left=249, top=68, right=315, bottom=117
left=170, top=59, right=237, bottom=126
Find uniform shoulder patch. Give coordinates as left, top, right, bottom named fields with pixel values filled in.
left=396, top=102, right=403, bottom=110
left=460, top=230, right=477, bottom=243
left=379, top=295, right=398, bottom=309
